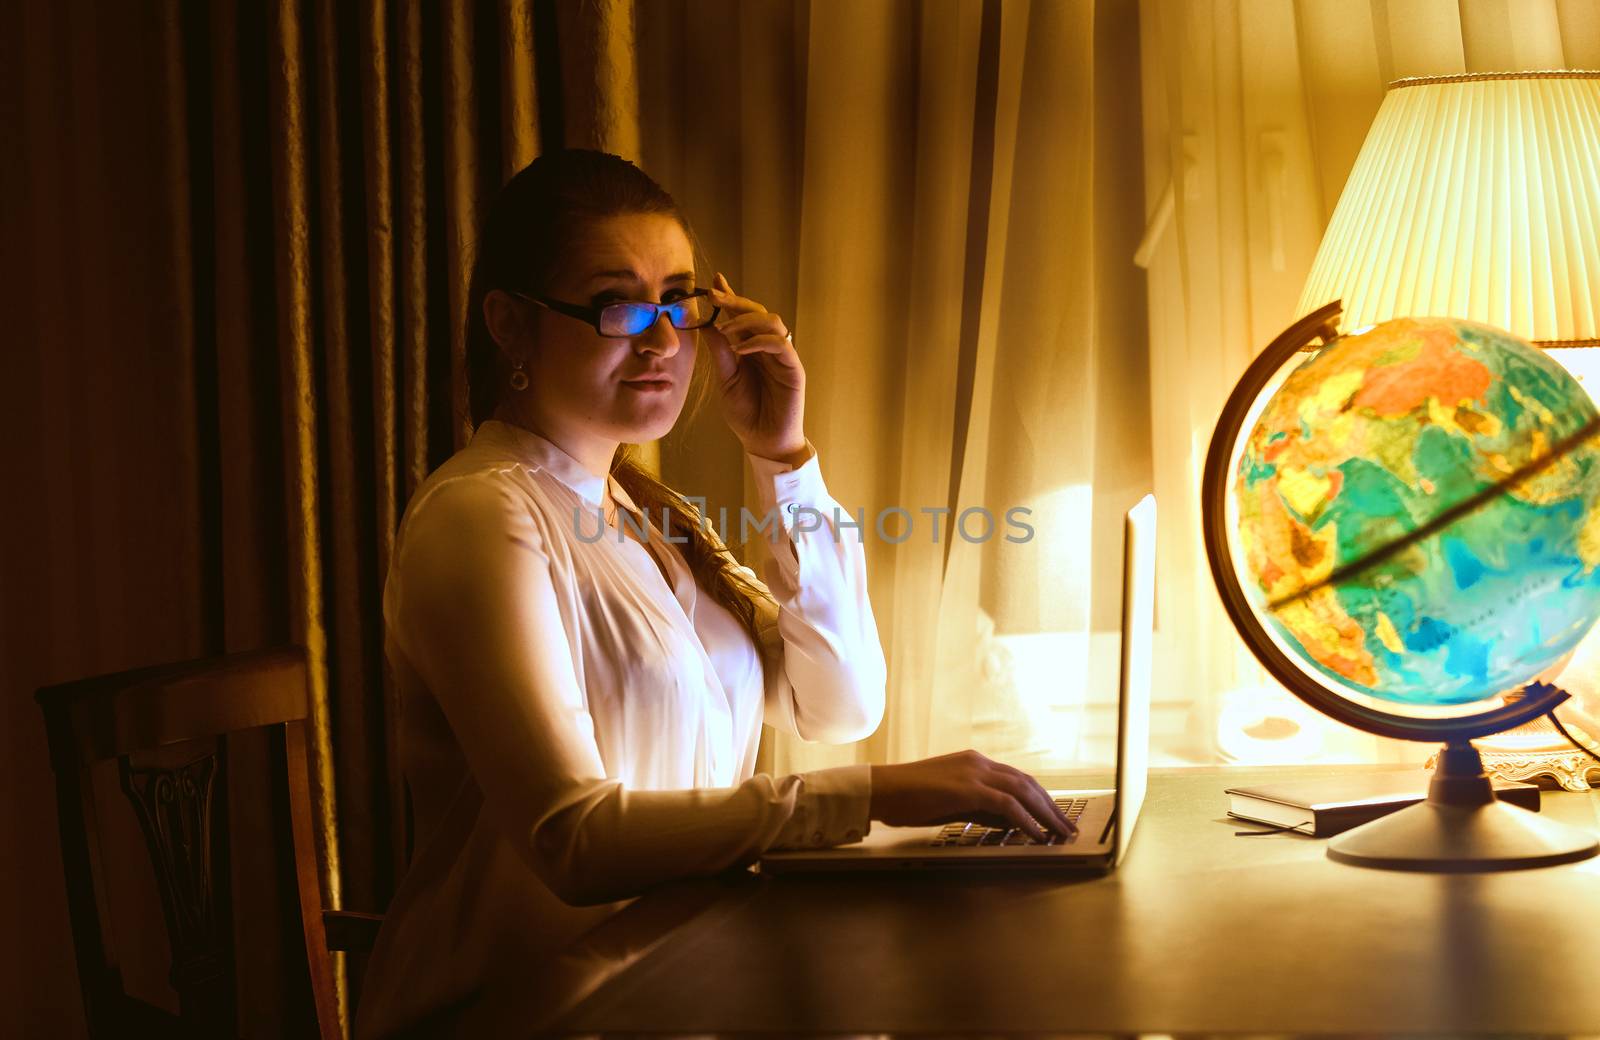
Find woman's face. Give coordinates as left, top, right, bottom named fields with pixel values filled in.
left=497, top=212, right=700, bottom=463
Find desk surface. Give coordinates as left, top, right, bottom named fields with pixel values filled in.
left=539, top=763, right=1600, bottom=1035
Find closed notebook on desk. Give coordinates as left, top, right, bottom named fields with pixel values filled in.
left=1225, top=770, right=1541, bottom=836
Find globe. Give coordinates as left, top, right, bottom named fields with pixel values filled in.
left=1233, top=315, right=1600, bottom=708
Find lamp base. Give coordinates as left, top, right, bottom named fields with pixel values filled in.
left=1430, top=688, right=1600, bottom=791
left=1328, top=743, right=1599, bottom=872
left=1430, top=741, right=1600, bottom=792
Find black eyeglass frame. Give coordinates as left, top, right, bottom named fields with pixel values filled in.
left=508, top=288, right=721, bottom=338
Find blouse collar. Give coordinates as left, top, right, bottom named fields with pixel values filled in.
left=475, top=419, right=644, bottom=520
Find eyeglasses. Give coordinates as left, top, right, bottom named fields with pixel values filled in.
left=510, top=288, right=721, bottom=338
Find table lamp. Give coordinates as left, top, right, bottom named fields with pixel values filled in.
left=1295, top=70, right=1600, bottom=791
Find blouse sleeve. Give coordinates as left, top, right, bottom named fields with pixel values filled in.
left=743, top=440, right=889, bottom=746
left=386, top=473, right=875, bottom=909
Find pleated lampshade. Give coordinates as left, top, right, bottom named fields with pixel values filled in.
left=1297, top=71, right=1600, bottom=347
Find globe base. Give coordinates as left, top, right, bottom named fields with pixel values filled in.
left=1328, top=743, right=1599, bottom=872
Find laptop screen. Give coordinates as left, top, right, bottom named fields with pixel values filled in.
left=1112, top=494, right=1156, bottom=867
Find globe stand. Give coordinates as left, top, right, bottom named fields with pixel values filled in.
left=1328, top=741, right=1599, bottom=872
left=1202, top=301, right=1600, bottom=874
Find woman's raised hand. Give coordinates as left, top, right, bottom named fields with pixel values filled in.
left=703, top=272, right=807, bottom=463
left=869, top=749, right=1080, bottom=843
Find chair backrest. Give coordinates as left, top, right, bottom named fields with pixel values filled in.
left=37, top=646, right=340, bottom=1039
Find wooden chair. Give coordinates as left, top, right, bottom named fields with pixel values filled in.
left=37, top=646, right=382, bottom=1038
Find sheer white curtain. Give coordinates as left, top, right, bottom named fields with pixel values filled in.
left=1136, top=0, right=1600, bottom=766
left=641, top=0, right=1152, bottom=776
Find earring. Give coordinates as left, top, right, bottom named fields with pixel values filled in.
left=509, top=358, right=529, bottom=391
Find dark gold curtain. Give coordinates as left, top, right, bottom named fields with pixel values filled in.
left=2, top=0, right=640, bottom=1033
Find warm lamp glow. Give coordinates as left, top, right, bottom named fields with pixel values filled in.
left=1297, top=71, right=1600, bottom=346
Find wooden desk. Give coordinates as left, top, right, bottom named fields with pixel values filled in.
left=546, top=764, right=1600, bottom=1035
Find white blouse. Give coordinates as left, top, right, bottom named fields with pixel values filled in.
left=354, top=418, right=887, bottom=1037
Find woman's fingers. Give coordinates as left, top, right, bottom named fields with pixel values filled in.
left=868, top=752, right=1080, bottom=843
left=715, top=312, right=788, bottom=339
left=1012, top=776, right=1077, bottom=838
left=702, top=323, right=741, bottom=383
left=986, top=790, right=1050, bottom=844
left=707, top=276, right=799, bottom=358
left=728, top=335, right=793, bottom=356
left=993, top=764, right=1077, bottom=836
left=710, top=273, right=767, bottom=316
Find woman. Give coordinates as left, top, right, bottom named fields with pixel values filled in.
left=355, top=149, right=1077, bottom=1037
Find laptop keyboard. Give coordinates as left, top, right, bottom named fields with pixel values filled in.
left=927, top=796, right=1089, bottom=847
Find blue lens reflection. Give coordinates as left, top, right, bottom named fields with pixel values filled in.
left=605, top=300, right=695, bottom=335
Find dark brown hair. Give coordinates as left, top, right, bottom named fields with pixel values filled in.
left=463, top=148, right=776, bottom=656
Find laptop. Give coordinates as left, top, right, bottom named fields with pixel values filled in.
left=759, top=493, right=1156, bottom=875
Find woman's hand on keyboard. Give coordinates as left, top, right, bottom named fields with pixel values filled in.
left=868, top=750, right=1079, bottom=843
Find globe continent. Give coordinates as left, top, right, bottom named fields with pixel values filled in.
left=1235, top=316, right=1600, bottom=706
